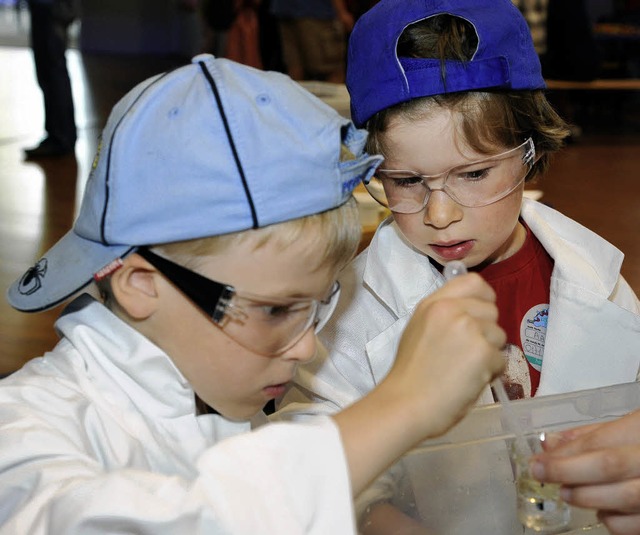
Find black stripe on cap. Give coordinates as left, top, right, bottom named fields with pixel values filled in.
left=198, top=60, right=258, bottom=228
left=100, top=69, right=173, bottom=242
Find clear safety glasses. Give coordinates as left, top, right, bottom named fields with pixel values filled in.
left=137, top=248, right=340, bottom=357
left=365, top=138, right=536, bottom=213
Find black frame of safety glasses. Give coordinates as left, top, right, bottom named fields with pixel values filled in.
left=136, top=247, right=234, bottom=323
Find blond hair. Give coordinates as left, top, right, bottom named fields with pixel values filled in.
left=153, top=196, right=361, bottom=274
left=98, top=200, right=361, bottom=307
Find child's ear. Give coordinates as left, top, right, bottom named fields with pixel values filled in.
left=110, top=254, right=160, bottom=320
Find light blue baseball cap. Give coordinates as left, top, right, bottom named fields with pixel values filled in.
left=8, top=54, right=382, bottom=312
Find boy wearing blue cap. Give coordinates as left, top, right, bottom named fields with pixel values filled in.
left=0, top=55, right=506, bottom=532
left=274, top=0, right=640, bottom=531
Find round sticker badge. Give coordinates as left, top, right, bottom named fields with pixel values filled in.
left=520, top=305, right=548, bottom=372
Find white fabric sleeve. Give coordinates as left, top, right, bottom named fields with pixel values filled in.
left=354, top=461, right=406, bottom=524
left=0, top=414, right=356, bottom=534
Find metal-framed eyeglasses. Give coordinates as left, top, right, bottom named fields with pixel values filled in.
left=365, top=138, right=536, bottom=213
left=136, top=247, right=341, bottom=357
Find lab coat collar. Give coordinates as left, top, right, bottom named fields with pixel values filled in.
left=55, top=294, right=258, bottom=437
left=363, top=217, right=442, bottom=318
left=362, top=199, right=624, bottom=315
left=520, top=198, right=623, bottom=296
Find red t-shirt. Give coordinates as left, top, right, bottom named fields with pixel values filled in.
left=478, top=221, right=554, bottom=400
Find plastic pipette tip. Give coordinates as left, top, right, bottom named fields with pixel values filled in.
left=442, top=260, right=533, bottom=457
left=443, top=260, right=467, bottom=280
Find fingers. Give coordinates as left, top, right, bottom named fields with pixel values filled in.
left=544, top=414, right=640, bottom=456
left=421, top=274, right=505, bottom=382
left=415, top=274, right=500, bottom=334
left=480, top=318, right=508, bottom=360
left=414, top=296, right=499, bottom=336
left=408, top=297, right=504, bottom=371
left=533, top=413, right=640, bottom=484
left=530, top=411, right=640, bottom=533
left=559, top=476, right=640, bottom=513
left=598, top=511, right=640, bottom=535
left=534, top=446, right=640, bottom=486
left=394, top=277, right=505, bottom=436
left=540, top=423, right=604, bottom=450
left=433, top=272, right=497, bottom=303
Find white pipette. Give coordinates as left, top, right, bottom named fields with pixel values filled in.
left=442, top=260, right=533, bottom=457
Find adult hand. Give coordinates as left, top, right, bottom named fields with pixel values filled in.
left=530, top=409, right=640, bottom=535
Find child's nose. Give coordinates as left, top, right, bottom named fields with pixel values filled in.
left=280, top=327, right=317, bottom=364
left=423, top=190, right=463, bottom=228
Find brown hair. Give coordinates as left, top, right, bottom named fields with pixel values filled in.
left=366, top=15, right=570, bottom=180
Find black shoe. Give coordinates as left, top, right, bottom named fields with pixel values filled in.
left=24, top=138, right=74, bottom=159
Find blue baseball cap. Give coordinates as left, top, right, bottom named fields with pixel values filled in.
left=8, top=54, right=382, bottom=312
left=347, top=0, right=547, bottom=127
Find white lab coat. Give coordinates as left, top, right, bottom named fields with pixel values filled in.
left=274, top=198, right=640, bottom=519
left=0, top=295, right=356, bottom=534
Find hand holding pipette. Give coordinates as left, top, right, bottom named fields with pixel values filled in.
left=378, top=266, right=506, bottom=440
left=443, top=261, right=569, bottom=530
left=442, top=260, right=533, bottom=458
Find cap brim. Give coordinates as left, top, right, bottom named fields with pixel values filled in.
left=6, top=229, right=133, bottom=312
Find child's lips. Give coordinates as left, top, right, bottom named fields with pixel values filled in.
left=263, top=380, right=291, bottom=399
left=430, top=240, right=474, bottom=261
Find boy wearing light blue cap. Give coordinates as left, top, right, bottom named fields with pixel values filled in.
left=274, top=0, right=640, bottom=531
left=0, top=54, right=507, bottom=532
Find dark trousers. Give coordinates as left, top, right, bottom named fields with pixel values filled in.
left=28, top=1, right=77, bottom=148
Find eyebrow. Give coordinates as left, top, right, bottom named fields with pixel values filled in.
left=238, top=287, right=331, bottom=303
left=382, top=151, right=515, bottom=173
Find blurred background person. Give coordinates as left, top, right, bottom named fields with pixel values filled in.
left=270, top=0, right=352, bottom=82
left=544, top=0, right=600, bottom=81
left=344, top=0, right=379, bottom=22
left=513, top=0, right=599, bottom=80
left=197, top=0, right=236, bottom=58
left=196, top=0, right=278, bottom=70
left=225, top=0, right=263, bottom=69
left=513, top=0, right=600, bottom=139
left=23, top=0, right=77, bottom=159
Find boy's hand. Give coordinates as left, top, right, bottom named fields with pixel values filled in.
left=530, top=410, right=640, bottom=535
left=335, top=273, right=505, bottom=496
left=386, top=272, right=506, bottom=437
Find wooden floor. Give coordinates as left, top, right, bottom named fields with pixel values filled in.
left=0, top=46, right=185, bottom=375
left=1, top=44, right=640, bottom=376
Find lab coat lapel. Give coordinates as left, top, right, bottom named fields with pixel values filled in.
left=522, top=199, right=640, bottom=394
left=537, top=278, right=640, bottom=395
left=362, top=219, right=442, bottom=384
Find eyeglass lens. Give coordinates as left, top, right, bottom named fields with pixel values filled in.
left=222, top=284, right=339, bottom=356
left=137, top=247, right=339, bottom=356
left=366, top=139, right=534, bottom=213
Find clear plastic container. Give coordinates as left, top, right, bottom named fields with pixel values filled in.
left=383, top=382, right=640, bottom=534
left=512, top=433, right=571, bottom=532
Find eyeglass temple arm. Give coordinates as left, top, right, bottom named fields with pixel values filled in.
left=135, top=247, right=234, bottom=323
